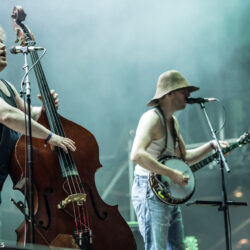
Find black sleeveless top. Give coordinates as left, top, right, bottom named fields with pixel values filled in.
left=0, top=79, right=20, bottom=199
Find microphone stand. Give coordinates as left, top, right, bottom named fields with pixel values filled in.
left=189, top=102, right=247, bottom=250
left=21, top=47, right=35, bottom=244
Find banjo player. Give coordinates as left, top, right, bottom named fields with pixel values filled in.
left=130, top=70, right=229, bottom=250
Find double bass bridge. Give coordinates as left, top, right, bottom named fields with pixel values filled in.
left=57, top=193, right=87, bottom=209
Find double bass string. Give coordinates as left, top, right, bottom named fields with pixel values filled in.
left=30, top=50, right=91, bottom=234
left=30, top=51, right=84, bottom=232
left=30, top=52, right=77, bottom=192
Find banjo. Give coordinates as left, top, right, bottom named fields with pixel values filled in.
left=149, top=132, right=250, bottom=205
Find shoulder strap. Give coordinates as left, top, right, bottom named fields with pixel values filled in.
left=172, top=116, right=185, bottom=160
left=154, top=107, right=168, bottom=155
left=0, top=79, right=16, bottom=99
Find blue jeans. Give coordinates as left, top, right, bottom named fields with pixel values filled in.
left=131, top=174, right=185, bottom=250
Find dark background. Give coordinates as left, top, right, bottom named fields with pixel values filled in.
left=1, top=0, right=250, bottom=249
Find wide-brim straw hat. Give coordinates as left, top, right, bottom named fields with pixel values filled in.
left=147, top=70, right=200, bottom=106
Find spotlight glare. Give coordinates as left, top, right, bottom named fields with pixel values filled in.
left=233, top=186, right=243, bottom=198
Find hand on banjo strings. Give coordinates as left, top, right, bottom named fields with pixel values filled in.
left=210, top=140, right=230, bottom=156
left=170, top=169, right=189, bottom=186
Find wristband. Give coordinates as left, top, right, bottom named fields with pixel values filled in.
left=44, top=131, right=53, bottom=146
left=209, top=141, right=216, bottom=150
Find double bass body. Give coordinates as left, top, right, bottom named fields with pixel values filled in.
left=10, top=112, right=137, bottom=250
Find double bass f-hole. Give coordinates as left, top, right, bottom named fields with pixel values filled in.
left=10, top=5, right=136, bottom=250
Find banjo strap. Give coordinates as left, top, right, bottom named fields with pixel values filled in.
left=154, top=107, right=185, bottom=160
left=154, top=107, right=168, bottom=156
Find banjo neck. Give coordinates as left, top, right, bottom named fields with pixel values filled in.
left=190, top=140, right=244, bottom=173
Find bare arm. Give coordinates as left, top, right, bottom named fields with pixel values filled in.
left=182, top=136, right=229, bottom=165
left=8, top=81, right=42, bottom=121
left=0, top=97, right=75, bottom=153
left=9, top=82, right=58, bottom=121
left=185, top=141, right=213, bottom=165
left=173, top=117, right=228, bottom=165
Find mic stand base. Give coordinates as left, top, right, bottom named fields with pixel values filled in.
left=186, top=199, right=247, bottom=249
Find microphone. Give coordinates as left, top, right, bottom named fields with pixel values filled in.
left=186, top=97, right=217, bottom=104
left=10, top=46, right=45, bottom=54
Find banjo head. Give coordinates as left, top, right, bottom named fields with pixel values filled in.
left=149, top=156, right=195, bottom=205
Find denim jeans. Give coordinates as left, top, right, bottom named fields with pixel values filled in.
left=131, top=174, right=185, bottom=250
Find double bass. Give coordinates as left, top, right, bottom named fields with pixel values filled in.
left=10, top=6, right=137, bottom=250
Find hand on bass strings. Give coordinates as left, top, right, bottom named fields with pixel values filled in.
left=37, top=90, right=75, bottom=153
left=38, top=89, right=59, bottom=110
left=45, top=133, right=76, bottom=153
left=38, top=90, right=75, bottom=153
